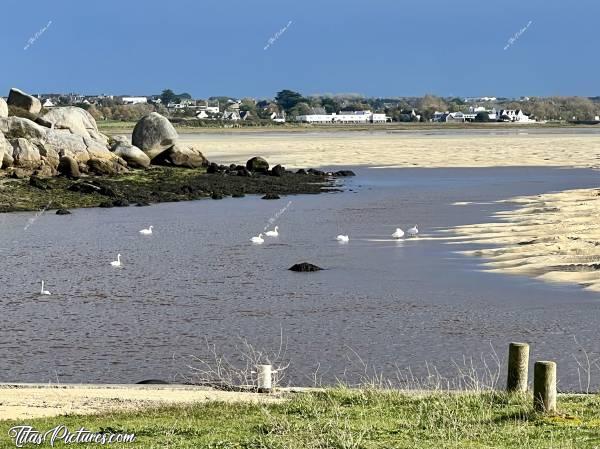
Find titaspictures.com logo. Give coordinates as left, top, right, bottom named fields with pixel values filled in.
left=8, top=425, right=136, bottom=447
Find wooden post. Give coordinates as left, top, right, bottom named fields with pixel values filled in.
left=257, top=364, right=272, bottom=393
left=507, top=342, right=529, bottom=392
left=533, top=361, right=557, bottom=413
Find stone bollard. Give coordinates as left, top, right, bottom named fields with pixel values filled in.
left=257, top=364, right=272, bottom=393
left=507, top=342, right=530, bottom=392
left=533, top=361, right=557, bottom=413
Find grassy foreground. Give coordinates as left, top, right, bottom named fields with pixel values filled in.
left=1, top=389, right=599, bottom=448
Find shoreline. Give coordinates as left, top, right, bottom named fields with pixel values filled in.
left=0, top=166, right=337, bottom=214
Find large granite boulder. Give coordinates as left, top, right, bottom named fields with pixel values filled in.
left=42, top=107, right=108, bottom=145
left=152, top=144, right=207, bottom=168
left=246, top=156, right=269, bottom=172
left=7, top=88, right=42, bottom=115
left=11, top=138, right=41, bottom=170
left=132, top=112, right=178, bottom=159
left=0, top=98, right=7, bottom=118
left=111, top=141, right=151, bottom=169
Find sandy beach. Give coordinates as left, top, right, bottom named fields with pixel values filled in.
left=446, top=187, right=600, bottom=292
left=180, top=132, right=600, bottom=169
left=0, top=384, right=281, bottom=420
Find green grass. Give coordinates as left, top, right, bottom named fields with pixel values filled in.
left=1, top=389, right=599, bottom=448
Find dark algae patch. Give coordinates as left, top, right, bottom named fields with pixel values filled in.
left=0, top=166, right=335, bottom=213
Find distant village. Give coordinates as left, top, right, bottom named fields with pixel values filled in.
left=4, top=90, right=600, bottom=125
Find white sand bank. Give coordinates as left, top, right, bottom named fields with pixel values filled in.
left=447, top=188, right=600, bottom=292
left=180, top=133, right=600, bottom=169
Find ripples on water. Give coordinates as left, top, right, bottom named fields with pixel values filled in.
left=1, top=167, right=600, bottom=390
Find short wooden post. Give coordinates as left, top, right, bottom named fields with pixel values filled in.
left=507, top=342, right=529, bottom=392
left=533, top=361, right=557, bottom=413
left=257, top=364, right=272, bottom=393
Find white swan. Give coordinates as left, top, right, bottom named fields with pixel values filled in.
left=336, top=235, right=350, bottom=243
left=392, top=228, right=405, bottom=239
left=265, top=226, right=279, bottom=237
left=111, top=254, right=122, bottom=267
left=40, top=280, right=51, bottom=295
left=407, top=225, right=419, bottom=237
left=251, top=234, right=264, bottom=244
left=139, top=226, right=153, bottom=235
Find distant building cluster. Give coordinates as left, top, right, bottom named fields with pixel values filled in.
left=433, top=106, right=535, bottom=123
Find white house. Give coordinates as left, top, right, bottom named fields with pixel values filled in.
left=122, top=97, right=148, bottom=105
left=196, top=110, right=209, bottom=119
left=297, top=110, right=389, bottom=124
left=270, top=112, right=286, bottom=123
left=222, top=111, right=241, bottom=121
left=499, top=109, right=534, bottom=122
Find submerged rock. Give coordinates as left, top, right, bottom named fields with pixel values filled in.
left=289, top=262, right=323, bottom=272
left=56, top=209, right=71, bottom=215
left=333, top=170, right=356, bottom=177
left=262, top=193, right=280, bottom=200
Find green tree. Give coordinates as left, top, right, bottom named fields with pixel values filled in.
left=275, top=90, right=304, bottom=112
left=160, top=89, right=177, bottom=105
left=474, top=112, right=490, bottom=122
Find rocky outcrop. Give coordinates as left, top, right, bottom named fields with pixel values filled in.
left=132, top=112, right=178, bottom=159
left=246, top=156, right=269, bottom=172
left=110, top=141, right=151, bottom=169
left=0, top=98, right=7, bottom=118
left=152, top=144, right=207, bottom=168
left=0, top=96, right=126, bottom=176
left=42, top=107, right=108, bottom=145
left=7, top=88, right=42, bottom=114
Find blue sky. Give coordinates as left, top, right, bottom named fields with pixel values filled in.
left=1, top=0, right=597, bottom=98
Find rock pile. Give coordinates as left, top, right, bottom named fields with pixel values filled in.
left=0, top=88, right=208, bottom=179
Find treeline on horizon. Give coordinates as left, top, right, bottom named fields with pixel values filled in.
left=58, top=88, right=600, bottom=123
